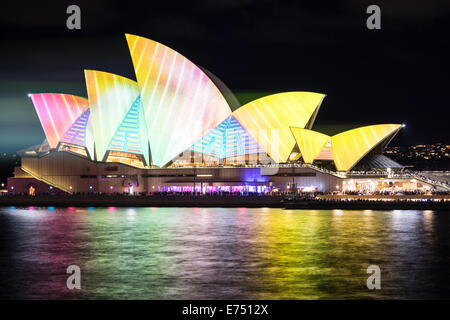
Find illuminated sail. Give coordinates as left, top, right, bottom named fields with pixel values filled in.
left=60, top=109, right=90, bottom=147
left=290, top=127, right=330, bottom=164
left=331, top=124, right=402, bottom=171
left=107, top=95, right=150, bottom=165
left=191, top=115, right=265, bottom=159
left=85, top=70, right=141, bottom=161
left=29, top=93, right=89, bottom=149
left=233, top=92, right=325, bottom=163
left=126, top=34, right=232, bottom=167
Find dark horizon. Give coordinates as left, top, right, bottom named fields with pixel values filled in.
left=1, top=0, right=449, bottom=152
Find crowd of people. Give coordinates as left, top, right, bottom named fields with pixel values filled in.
left=341, top=190, right=450, bottom=196
left=289, top=197, right=449, bottom=204
left=3, top=189, right=450, bottom=197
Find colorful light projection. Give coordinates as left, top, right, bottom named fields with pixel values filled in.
left=107, top=95, right=150, bottom=165
left=288, top=125, right=402, bottom=170
left=331, top=124, right=402, bottom=171
left=29, top=93, right=89, bottom=149
left=85, top=125, right=95, bottom=161
left=290, top=127, right=330, bottom=164
left=28, top=35, right=403, bottom=173
left=60, top=109, right=90, bottom=147
left=190, top=115, right=265, bottom=159
left=232, top=92, right=326, bottom=163
left=126, top=34, right=232, bottom=167
left=85, top=70, right=141, bottom=162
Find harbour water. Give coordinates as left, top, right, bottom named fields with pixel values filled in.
left=0, top=207, right=449, bottom=299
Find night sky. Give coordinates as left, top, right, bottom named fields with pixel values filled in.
left=0, top=0, right=449, bottom=152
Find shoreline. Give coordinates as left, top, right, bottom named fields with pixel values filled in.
left=1, top=195, right=449, bottom=210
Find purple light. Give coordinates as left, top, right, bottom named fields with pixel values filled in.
left=159, top=184, right=268, bottom=194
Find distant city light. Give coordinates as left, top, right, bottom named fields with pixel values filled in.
left=89, top=186, right=93, bottom=189
left=402, top=123, right=406, bottom=127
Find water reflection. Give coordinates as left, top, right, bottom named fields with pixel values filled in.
left=0, top=207, right=449, bottom=299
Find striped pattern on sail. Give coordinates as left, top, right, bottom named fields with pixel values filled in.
left=29, top=93, right=89, bottom=149
left=191, top=115, right=265, bottom=159
left=126, top=34, right=232, bottom=167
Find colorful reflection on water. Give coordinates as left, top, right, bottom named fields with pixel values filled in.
left=0, top=207, right=449, bottom=299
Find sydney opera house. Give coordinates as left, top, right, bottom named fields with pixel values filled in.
left=8, top=34, right=439, bottom=195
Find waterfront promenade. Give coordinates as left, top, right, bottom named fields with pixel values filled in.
left=0, top=194, right=285, bottom=208
left=0, top=194, right=449, bottom=210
